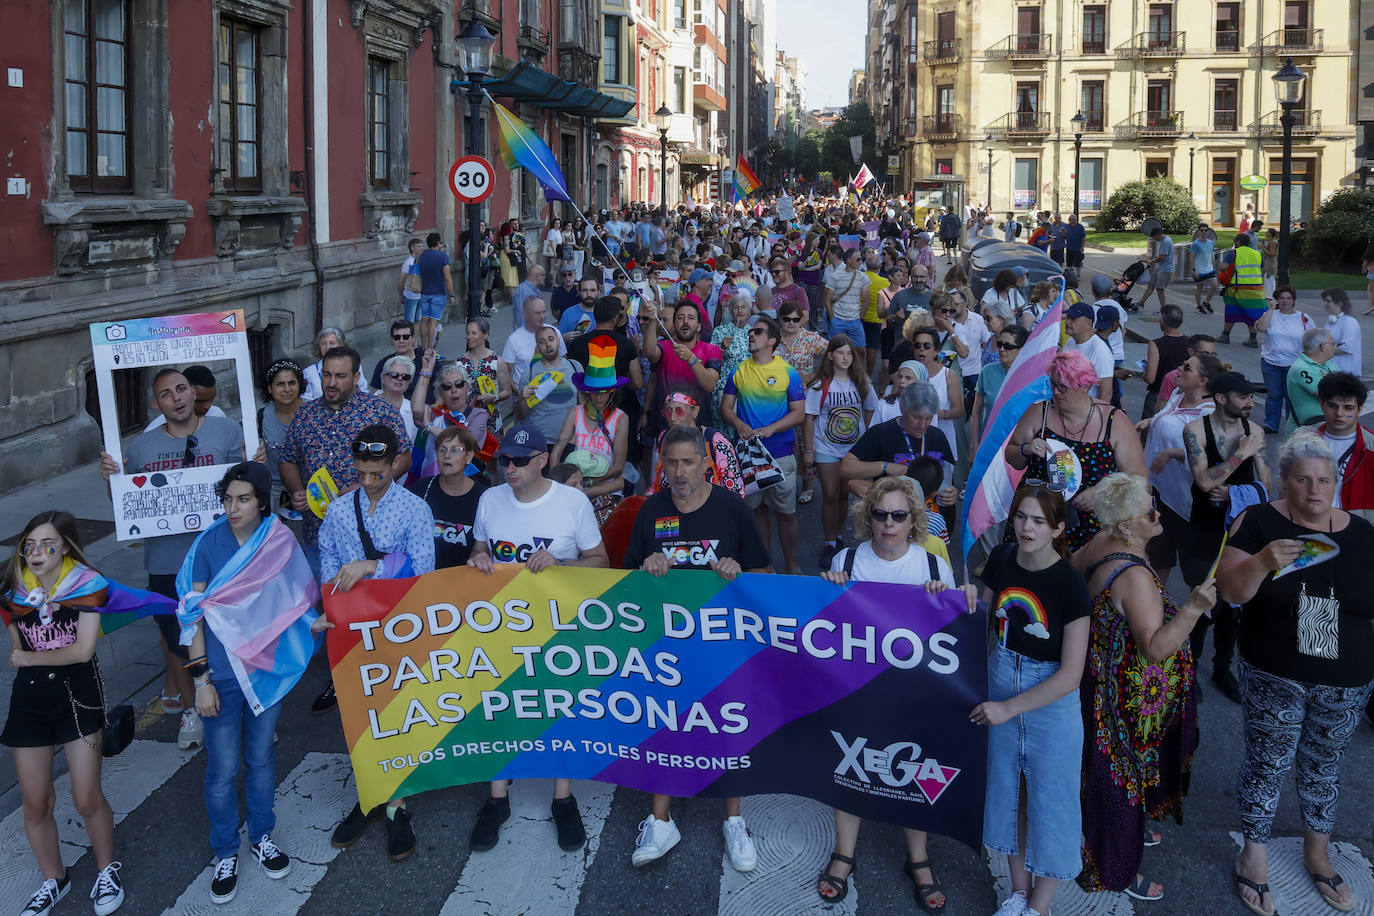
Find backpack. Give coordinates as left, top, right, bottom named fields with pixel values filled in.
left=841, top=543, right=940, bottom=581
left=1011, top=220, right=1023, bottom=239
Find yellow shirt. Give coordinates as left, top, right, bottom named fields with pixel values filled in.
left=863, top=271, right=889, bottom=324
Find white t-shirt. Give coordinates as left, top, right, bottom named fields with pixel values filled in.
left=830, top=541, right=954, bottom=586
left=871, top=395, right=902, bottom=425
left=1326, top=313, right=1362, bottom=377
left=1065, top=335, right=1115, bottom=398
left=401, top=254, right=420, bottom=303
left=1323, top=430, right=1358, bottom=510
left=1093, top=298, right=1128, bottom=361
left=473, top=481, right=602, bottom=563
left=143, top=405, right=227, bottom=431
left=805, top=378, right=880, bottom=460
left=952, top=311, right=991, bottom=378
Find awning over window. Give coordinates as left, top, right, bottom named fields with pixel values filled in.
left=475, top=61, right=634, bottom=119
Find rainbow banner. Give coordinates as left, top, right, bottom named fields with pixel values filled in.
left=734, top=156, right=761, bottom=199
left=325, top=567, right=988, bottom=848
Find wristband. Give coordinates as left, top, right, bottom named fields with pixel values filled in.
left=881, top=461, right=889, bottom=476
left=1018, top=442, right=1029, bottom=457
left=194, top=677, right=211, bottom=688
left=689, top=358, right=700, bottom=367
left=420, top=371, right=433, bottom=377
left=187, top=661, right=210, bottom=679
left=182, top=655, right=208, bottom=671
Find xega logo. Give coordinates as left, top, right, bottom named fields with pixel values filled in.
left=831, top=731, right=961, bottom=804
left=660, top=539, right=721, bottom=566
left=488, top=536, right=552, bottom=562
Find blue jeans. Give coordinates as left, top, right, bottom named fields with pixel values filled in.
left=983, top=644, right=1083, bottom=880
left=1260, top=359, right=1289, bottom=431
left=203, top=677, right=283, bottom=859
left=828, top=316, right=864, bottom=344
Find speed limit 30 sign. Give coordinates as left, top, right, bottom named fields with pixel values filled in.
left=449, top=155, right=495, bottom=204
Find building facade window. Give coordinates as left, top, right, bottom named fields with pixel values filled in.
left=1283, top=1, right=1310, bottom=44
left=367, top=57, right=391, bottom=189
left=1013, top=157, right=1037, bottom=209
left=1079, top=157, right=1103, bottom=209
left=1082, top=5, right=1106, bottom=54
left=673, top=67, right=687, bottom=112
left=936, top=11, right=955, bottom=55
left=1081, top=80, right=1104, bottom=131
left=1216, top=2, right=1241, bottom=52
left=1015, top=6, right=1041, bottom=49
left=935, top=83, right=955, bottom=132
left=603, top=16, right=620, bottom=83
left=673, top=0, right=686, bottom=28
left=1213, top=78, right=1239, bottom=132
left=218, top=19, right=261, bottom=192
left=1147, top=4, right=1173, bottom=45
left=1146, top=79, right=1173, bottom=125
left=1211, top=156, right=1237, bottom=224
left=64, top=0, right=132, bottom=193
left=1145, top=158, right=1170, bottom=179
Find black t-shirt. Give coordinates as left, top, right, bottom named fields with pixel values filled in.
left=5, top=600, right=96, bottom=654
left=1228, top=502, right=1374, bottom=687
left=850, top=417, right=954, bottom=468
left=622, top=486, right=772, bottom=571
left=982, top=543, right=1090, bottom=663
left=566, top=329, right=641, bottom=382
left=409, top=476, right=488, bottom=569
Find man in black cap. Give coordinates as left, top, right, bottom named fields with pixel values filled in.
left=1063, top=302, right=1114, bottom=399
left=1183, top=372, right=1271, bottom=701
left=466, top=422, right=609, bottom=853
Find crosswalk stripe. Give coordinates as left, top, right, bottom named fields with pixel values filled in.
left=718, top=794, right=859, bottom=916
left=986, top=849, right=1136, bottom=915
left=0, top=739, right=199, bottom=907
left=439, top=778, right=616, bottom=916
left=1229, top=831, right=1374, bottom=916
left=163, top=752, right=354, bottom=915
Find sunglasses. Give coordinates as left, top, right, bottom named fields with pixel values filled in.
left=871, top=508, right=911, bottom=523
left=1022, top=476, right=1066, bottom=493
left=781, top=315, right=802, bottom=323
left=936, top=308, right=955, bottom=315
left=1133, top=498, right=1160, bottom=523
left=386, top=372, right=413, bottom=382
left=392, top=333, right=412, bottom=341
left=440, top=381, right=467, bottom=391
left=182, top=434, right=199, bottom=469
left=914, top=342, right=934, bottom=350
left=748, top=327, right=768, bottom=336
left=498, top=454, right=537, bottom=467
left=997, top=342, right=1022, bottom=351
left=353, top=441, right=389, bottom=456
left=770, top=268, right=786, bottom=275
left=21, top=541, right=61, bottom=557
left=664, top=405, right=691, bottom=417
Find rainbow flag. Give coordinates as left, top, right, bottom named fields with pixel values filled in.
left=734, top=156, right=761, bottom=198
left=490, top=101, right=571, bottom=203
left=325, top=566, right=988, bottom=847
left=960, top=293, right=1064, bottom=561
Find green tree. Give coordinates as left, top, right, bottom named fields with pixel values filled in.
left=1298, top=188, right=1374, bottom=267
left=1095, top=177, right=1199, bottom=232
left=818, top=102, right=877, bottom=181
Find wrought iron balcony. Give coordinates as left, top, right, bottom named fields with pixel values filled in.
left=1257, top=28, right=1324, bottom=55
left=1215, top=29, right=1241, bottom=53
left=1213, top=110, right=1239, bottom=132
left=517, top=24, right=550, bottom=62
left=1116, top=31, right=1186, bottom=58
left=1115, top=110, right=1184, bottom=139
left=922, top=113, right=962, bottom=139
left=986, top=110, right=1052, bottom=139
left=1252, top=109, right=1322, bottom=137
left=558, top=46, right=600, bottom=86
left=458, top=0, right=500, bottom=33
left=923, top=38, right=962, bottom=64
left=1081, top=36, right=1107, bottom=55
left=986, top=33, right=1053, bottom=62
left=1081, top=111, right=1105, bottom=133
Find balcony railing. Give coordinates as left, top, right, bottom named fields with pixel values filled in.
left=1082, top=36, right=1107, bottom=55
left=987, top=110, right=1052, bottom=138
left=517, top=24, right=550, bottom=60
left=1258, top=28, right=1324, bottom=55
left=1216, top=29, right=1241, bottom=52
left=558, top=46, right=600, bottom=86
left=923, top=38, right=962, bottom=63
left=922, top=113, right=962, bottom=138
left=1213, top=110, right=1239, bottom=132
left=986, top=33, right=1053, bottom=61
left=1252, top=109, right=1322, bottom=137
left=1082, top=111, right=1105, bottom=133
left=1116, top=30, right=1186, bottom=57
left=458, top=0, right=500, bottom=31
left=1114, top=110, right=1184, bottom=138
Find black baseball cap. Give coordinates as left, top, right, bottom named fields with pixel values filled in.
left=1210, top=372, right=1265, bottom=395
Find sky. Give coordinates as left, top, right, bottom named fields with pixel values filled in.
left=775, top=0, right=867, bottom=110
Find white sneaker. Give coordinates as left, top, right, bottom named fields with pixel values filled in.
left=722, top=816, right=757, bottom=872
left=630, top=815, right=681, bottom=866
left=993, top=889, right=1028, bottom=916
left=178, top=710, right=203, bottom=750
left=90, top=862, right=125, bottom=915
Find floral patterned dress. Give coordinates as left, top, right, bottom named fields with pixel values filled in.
left=776, top=329, right=827, bottom=385
left=454, top=350, right=503, bottom=439
left=1077, top=552, right=1198, bottom=893
left=709, top=321, right=752, bottom=419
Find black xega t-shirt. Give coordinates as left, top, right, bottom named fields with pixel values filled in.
left=982, top=543, right=1091, bottom=663
left=623, top=486, right=772, bottom=571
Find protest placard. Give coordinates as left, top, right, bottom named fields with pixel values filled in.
left=89, top=310, right=260, bottom=541
left=325, top=567, right=988, bottom=849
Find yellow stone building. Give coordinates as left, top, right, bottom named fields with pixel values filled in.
left=868, top=0, right=1362, bottom=226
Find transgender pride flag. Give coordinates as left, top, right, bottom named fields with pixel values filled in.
left=959, top=293, right=1064, bottom=562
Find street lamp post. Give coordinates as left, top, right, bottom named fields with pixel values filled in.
left=1272, top=57, right=1305, bottom=287
left=654, top=104, right=673, bottom=219
left=457, top=20, right=496, bottom=325
left=1186, top=132, right=1198, bottom=200
left=1070, top=111, right=1086, bottom=220
left=984, top=136, right=994, bottom=210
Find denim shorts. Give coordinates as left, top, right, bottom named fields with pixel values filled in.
left=983, top=644, right=1084, bottom=880
left=403, top=295, right=422, bottom=323
left=419, top=293, right=447, bottom=320
left=829, top=317, right=864, bottom=345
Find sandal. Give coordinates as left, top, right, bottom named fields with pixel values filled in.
left=816, top=852, right=856, bottom=903
left=798, top=487, right=815, bottom=505
left=161, top=692, right=184, bottom=715
left=1143, top=826, right=1162, bottom=848
left=906, top=858, right=946, bottom=912
left=1309, top=871, right=1356, bottom=911
left=1124, top=873, right=1164, bottom=901
left=1236, top=874, right=1275, bottom=916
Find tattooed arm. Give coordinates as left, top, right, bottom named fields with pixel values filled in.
left=1185, top=418, right=1259, bottom=491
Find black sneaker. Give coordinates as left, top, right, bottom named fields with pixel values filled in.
left=311, top=679, right=337, bottom=715
left=386, top=807, right=416, bottom=861
left=90, top=861, right=124, bottom=916
left=469, top=797, right=510, bottom=852
left=20, top=871, right=70, bottom=916
left=331, top=802, right=383, bottom=848
left=551, top=795, right=586, bottom=851
left=1213, top=668, right=1243, bottom=704
left=210, top=855, right=238, bottom=905
left=253, top=834, right=291, bottom=878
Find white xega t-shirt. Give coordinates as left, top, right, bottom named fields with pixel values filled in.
left=473, top=481, right=602, bottom=563
left=831, top=541, right=954, bottom=586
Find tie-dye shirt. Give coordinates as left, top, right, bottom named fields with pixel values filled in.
left=723, top=355, right=805, bottom=457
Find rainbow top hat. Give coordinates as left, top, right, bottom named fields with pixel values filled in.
left=572, top=333, right=630, bottom=392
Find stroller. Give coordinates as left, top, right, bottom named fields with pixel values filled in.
left=1111, top=260, right=1149, bottom=312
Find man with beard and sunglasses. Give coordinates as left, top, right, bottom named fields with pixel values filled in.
left=640, top=297, right=723, bottom=427
left=99, top=366, right=246, bottom=750
left=466, top=423, right=609, bottom=854
left=1183, top=372, right=1272, bottom=702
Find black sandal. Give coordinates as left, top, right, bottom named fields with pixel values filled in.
left=1309, top=871, right=1356, bottom=911
left=816, top=852, right=856, bottom=903
left=1235, top=874, right=1275, bottom=916
left=906, top=858, right=946, bottom=912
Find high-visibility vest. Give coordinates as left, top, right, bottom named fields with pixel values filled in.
left=1233, top=246, right=1263, bottom=286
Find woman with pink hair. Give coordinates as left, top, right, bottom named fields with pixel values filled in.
left=1004, top=350, right=1147, bottom=551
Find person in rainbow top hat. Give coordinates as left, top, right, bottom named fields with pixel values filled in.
left=554, top=332, right=631, bottom=524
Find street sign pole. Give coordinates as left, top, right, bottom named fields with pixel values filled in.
left=450, top=150, right=496, bottom=325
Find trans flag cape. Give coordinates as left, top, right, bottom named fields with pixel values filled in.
left=3, top=557, right=175, bottom=634
left=175, top=516, right=321, bottom=716
left=960, top=294, right=1064, bottom=563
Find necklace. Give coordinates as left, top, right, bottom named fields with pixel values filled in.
left=1056, top=401, right=1095, bottom=441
